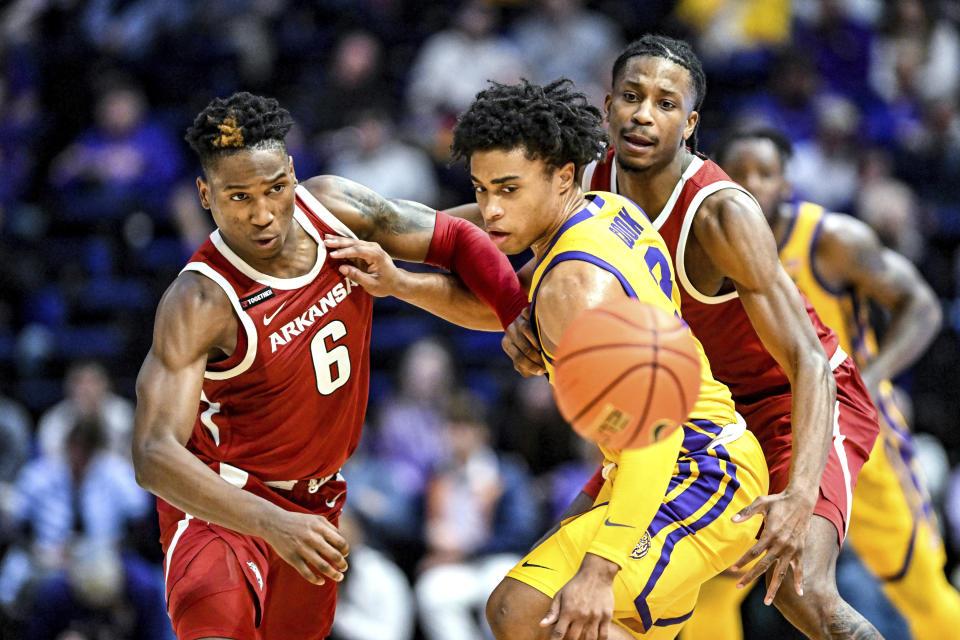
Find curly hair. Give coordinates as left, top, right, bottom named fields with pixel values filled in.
left=185, top=91, right=294, bottom=169
left=712, top=126, right=793, bottom=168
left=450, top=78, right=607, bottom=174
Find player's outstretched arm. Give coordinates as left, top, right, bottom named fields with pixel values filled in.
left=304, top=175, right=527, bottom=330
left=696, top=189, right=834, bottom=603
left=815, top=214, right=942, bottom=392
left=132, top=274, right=349, bottom=586
left=534, top=261, right=682, bottom=640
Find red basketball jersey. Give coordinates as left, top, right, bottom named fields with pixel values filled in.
left=585, top=150, right=841, bottom=402
left=180, top=185, right=373, bottom=482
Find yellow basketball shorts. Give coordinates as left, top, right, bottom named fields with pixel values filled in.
left=506, top=427, right=768, bottom=637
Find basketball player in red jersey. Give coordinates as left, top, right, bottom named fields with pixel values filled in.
left=132, top=92, right=526, bottom=640
left=500, top=36, right=882, bottom=639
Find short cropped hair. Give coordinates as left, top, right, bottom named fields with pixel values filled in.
left=712, top=127, right=794, bottom=168
left=451, top=78, right=607, bottom=175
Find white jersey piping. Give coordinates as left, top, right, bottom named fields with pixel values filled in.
left=180, top=261, right=258, bottom=380
left=295, top=183, right=360, bottom=240
left=675, top=181, right=760, bottom=305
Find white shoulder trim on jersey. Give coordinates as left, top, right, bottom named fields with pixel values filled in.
left=581, top=160, right=598, bottom=191
left=675, top=181, right=761, bottom=305
left=180, top=262, right=258, bottom=380
left=652, top=156, right=703, bottom=231
left=295, top=183, right=359, bottom=240
left=210, top=208, right=326, bottom=290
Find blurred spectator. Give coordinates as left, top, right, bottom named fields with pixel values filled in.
left=0, top=417, right=168, bottom=639
left=80, top=0, right=193, bottom=61
left=789, top=94, right=862, bottom=211
left=37, top=361, right=135, bottom=461
left=312, top=30, right=389, bottom=134
left=345, top=338, right=456, bottom=548
left=674, top=0, right=791, bottom=67
left=0, top=394, right=30, bottom=484
left=405, top=1, right=526, bottom=148
left=540, top=437, right=604, bottom=522
left=49, top=77, right=182, bottom=223
left=870, top=0, right=960, bottom=104
left=733, top=49, right=824, bottom=143
left=415, top=391, right=538, bottom=640
left=510, top=0, right=623, bottom=105
left=494, top=375, right=574, bottom=475
left=330, top=509, right=415, bottom=640
left=792, top=0, right=876, bottom=101
left=327, top=109, right=440, bottom=204
left=856, top=177, right=924, bottom=262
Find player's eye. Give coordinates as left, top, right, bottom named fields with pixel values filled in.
left=473, top=185, right=486, bottom=194
left=230, top=193, right=248, bottom=201
left=623, top=92, right=638, bottom=101
left=502, top=185, right=517, bottom=194
left=271, top=183, right=285, bottom=193
left=660, top=100, right=676, bottom=110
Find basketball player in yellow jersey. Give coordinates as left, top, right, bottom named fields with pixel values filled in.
left=678, top=127, right=959, bottom=640
left=449, top=78, right=768, bottom=640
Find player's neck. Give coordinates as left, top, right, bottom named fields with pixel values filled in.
left=532, top=189, right=588, bottom=261
left=615, top=149, right=692, bottom=222
left=768, top=201, right=793, bottom=246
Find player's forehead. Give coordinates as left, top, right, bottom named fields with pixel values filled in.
left=207, top=148, right=290, bottom=188
left=469, top=147, right=552, bottom=182
left=725, top=138, right=784, bottom=172
left=614, top=55, right=694, bottom=102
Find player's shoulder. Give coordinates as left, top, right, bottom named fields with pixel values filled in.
left=158, top=269, right=233, bottom=325
left=815, top=209, right=880, bottom=257
left=697, top=186, right=766, bottom=237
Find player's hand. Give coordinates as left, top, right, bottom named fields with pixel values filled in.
left=502, top=308, right=545, bottom=377
left=261, top=509, right=350, bottom=586
left=324, top=235, right=406, bottom=298
left=540, top=553, right=617, bottom=640
left=729, top=489, right=816, bottom=605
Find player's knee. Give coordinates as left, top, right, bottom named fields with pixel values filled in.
left=773, top=571, right=840, bottom=618
left=486, top=580, right=534, bottom=640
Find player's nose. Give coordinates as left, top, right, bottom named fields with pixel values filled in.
left=632, top=99, right=654, bottom=125
left=250, top=205, right=275, bottom=227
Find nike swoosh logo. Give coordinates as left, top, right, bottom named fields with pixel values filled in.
left=521, top=561, right=554, bottom=570
left=604, top=518, right=635, bottom=529
left=263, top=301, right=287, bottom=326
left=325, top=491, right=345, bottom=508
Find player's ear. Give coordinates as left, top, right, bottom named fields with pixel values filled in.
left=683, top=110, right=699, bottom=142
left=288, top=155, right=297, bottom=184
left=197, top=176, right=211, bottom=210
left=603, top=93, right=613, bottom=122
left=557, top=161, right=576, bottom=192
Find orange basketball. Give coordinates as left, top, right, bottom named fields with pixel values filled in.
left=553, top=298, right=702, bottom=450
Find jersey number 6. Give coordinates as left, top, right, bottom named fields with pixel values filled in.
left=310, top=320, right=351, bottom=395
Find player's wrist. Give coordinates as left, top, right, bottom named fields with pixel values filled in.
left=580, top=552, right=621, bottom=581
left=782, top=482, right=818, bottom=508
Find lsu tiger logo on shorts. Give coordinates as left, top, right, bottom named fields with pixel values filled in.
left=631, top=531, right=652, bottom=560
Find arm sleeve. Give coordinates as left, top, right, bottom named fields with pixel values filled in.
left=581, top=466, right=605, bottom=500
left=425, top=212, right=529, bottom=329
left=586, top=429, right=683, bottom=568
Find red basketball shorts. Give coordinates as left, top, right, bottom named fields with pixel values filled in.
left=157, top=470, right=347, bottom=640
left=739, top=356, right=879, bottom=545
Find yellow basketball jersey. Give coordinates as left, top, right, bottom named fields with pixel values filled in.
left=528, top=191, right=738, bottom=462
left=777, top=201, right=877, bottom=367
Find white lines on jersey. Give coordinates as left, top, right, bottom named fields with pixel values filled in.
left=263, top=301, right=288, bottom=326
left=325, top=491, right=345, bottom=508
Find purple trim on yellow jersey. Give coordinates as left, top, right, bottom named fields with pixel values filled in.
left=529, top=250, right=638, bottom=359
left=809, top=215, right=846, bottom=296
left=653, top=607, right=696, bottom=627
left=633, top=447, right=740, bottom=630
left=881, top=520, right=918, bottom=582
left=538, top=195, right=603, bottom=263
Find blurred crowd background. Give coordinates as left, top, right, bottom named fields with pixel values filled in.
left=0, top=0, right=959, bottom=638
